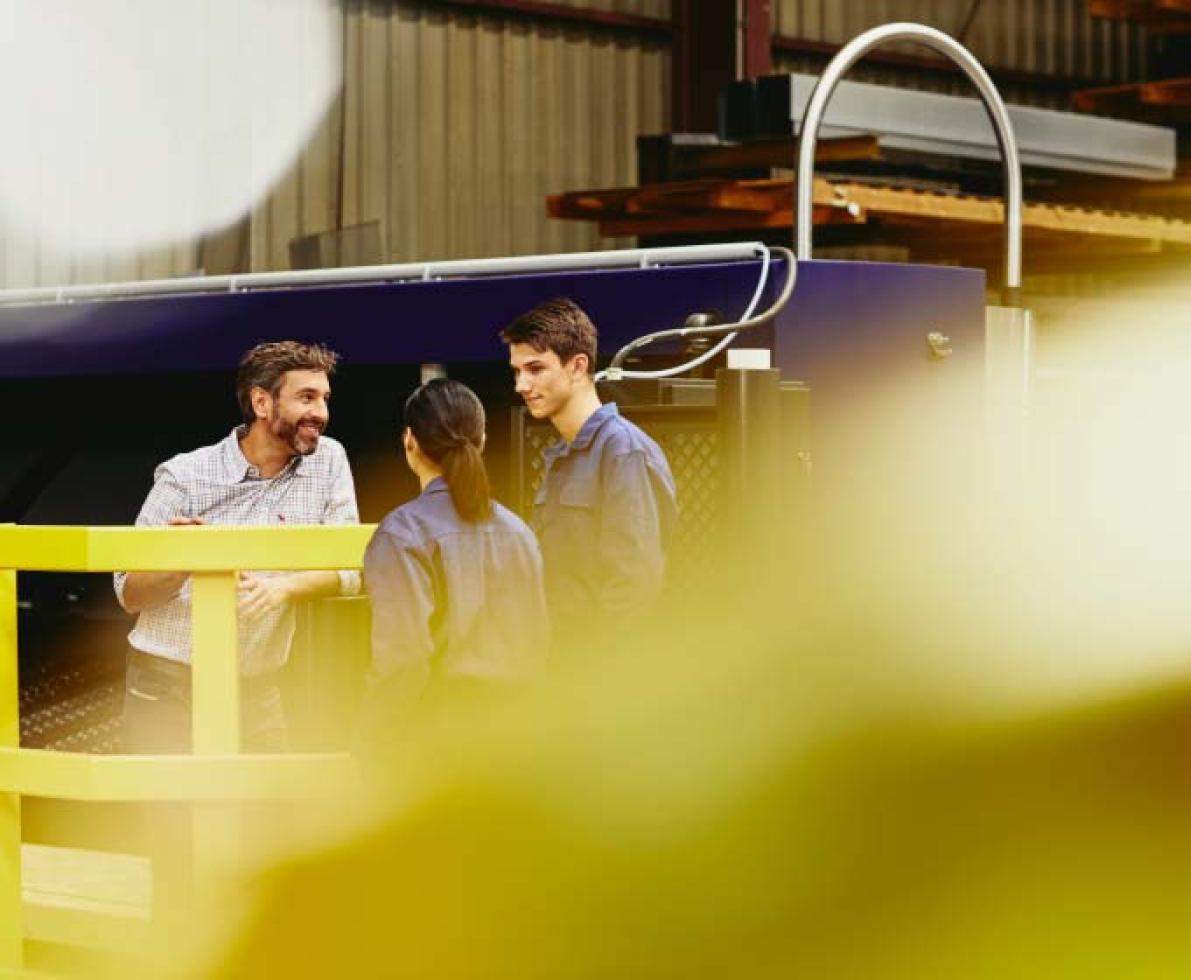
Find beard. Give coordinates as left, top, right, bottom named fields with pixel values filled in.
left=271, top=411, right=324, bottom=455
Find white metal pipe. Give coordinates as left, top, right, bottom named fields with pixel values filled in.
left=0, top=242, right=768, bottom=308
left=795, top=22, right=1023, bottom=291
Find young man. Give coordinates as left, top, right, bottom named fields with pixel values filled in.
left=501, top=298, right=677, bottom=629
left=114, top=341, right=360, bottom=752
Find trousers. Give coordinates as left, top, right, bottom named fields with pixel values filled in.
left=121, top=647, right=288, bottom=753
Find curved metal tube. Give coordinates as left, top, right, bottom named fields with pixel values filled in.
left=602, top=246, right=797, bottom=379
left=795, top=22, right=1023, bottom=292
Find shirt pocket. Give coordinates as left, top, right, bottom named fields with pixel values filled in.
left=560, top=478, right=598, bottom=510
left=555, top=483, right=600, bottom=552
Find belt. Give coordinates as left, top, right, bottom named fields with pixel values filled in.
left=127, top=646, right=279, bottom=693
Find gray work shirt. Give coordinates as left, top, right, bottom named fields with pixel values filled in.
left=113, top=427, right=361, bottom=675
left=363, top=477, right=548, bottom=697
left=533, top=402, right=677, bottom=623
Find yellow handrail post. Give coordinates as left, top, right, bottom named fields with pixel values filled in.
left=190, top=572, right=240, bottom=754
left=189, top=571, right=241, bottom=900
left=0, top=564, right=22, bottom=971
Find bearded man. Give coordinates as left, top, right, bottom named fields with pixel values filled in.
left=114, top=341, right=359, bottom=752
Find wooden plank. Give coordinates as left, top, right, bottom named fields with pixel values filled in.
left=1074, top=77, right=1191, bottom=120
left=1088, top=0, right=1191, bottom=31
left=551, top=177, right=795, bottom=220
left=627, top=180, right=790, bottom=214
left=602, top=200, right=857, bottom=236
left=556, top=174, right=1191, bottom=247
left=548, top=190, right=633, bottom=219
left=830, top=181, right=1191, bottom=243
left=1140, top=78, right=1191, bottom=106
left=711, top=185, right=794, bottom=213
left=1088, top=0, right=1151, bottom=22
left=1073, top=80, right=1143, bottom=112
left=601, top=210, right=798, bottom=237
left=669, top=135, right=879, bottom=178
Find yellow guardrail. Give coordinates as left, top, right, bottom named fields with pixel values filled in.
left=0, top=523, right=376, bottom=973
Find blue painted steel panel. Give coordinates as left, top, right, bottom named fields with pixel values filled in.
left=0, top=257, right=985, bottom=389
left=772, top=259, right=988, bottom=474
left=774, top=259, right=986, bottom=387
left=0, top=261, right=786, bottom=379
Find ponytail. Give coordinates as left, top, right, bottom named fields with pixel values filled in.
left=441, top=441, right=492, bottom=523
left=404, top=379, right=493, bottom=523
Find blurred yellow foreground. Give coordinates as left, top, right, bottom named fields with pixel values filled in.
left=8, top=282, right=1191, bottom=978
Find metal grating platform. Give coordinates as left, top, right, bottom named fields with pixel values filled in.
left=20, top=659, right=124, bottom=753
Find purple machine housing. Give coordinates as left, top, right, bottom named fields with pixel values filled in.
left=1, top=245, right=988, bottom=725
left=0, top=246, right=986, bottom=527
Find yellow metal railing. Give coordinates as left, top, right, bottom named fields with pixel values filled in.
left=0, top=523, right=376, bottom=972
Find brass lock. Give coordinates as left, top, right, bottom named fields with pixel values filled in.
left=927, top=331, right=953, bottom=360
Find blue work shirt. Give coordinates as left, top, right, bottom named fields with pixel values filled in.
left=362, top=478, right=548, bottom=707
left=533, top=402, right=677, bottom=624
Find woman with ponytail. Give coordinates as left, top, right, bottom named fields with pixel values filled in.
left=360, top=379, right=548, bottom=732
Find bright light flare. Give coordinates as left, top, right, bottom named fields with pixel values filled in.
left=0, top=0, right=340, bottom=255
left=803, top=282, right=1191, bottom=716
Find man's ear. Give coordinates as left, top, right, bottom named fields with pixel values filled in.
left=250, top=385, right=272, bottom=422
left=569, top=352, right=590, bottom=380
left=402, top=427, right=416, bottom=456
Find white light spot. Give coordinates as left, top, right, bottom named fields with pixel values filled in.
left=0, top=0, right=340, bottom=255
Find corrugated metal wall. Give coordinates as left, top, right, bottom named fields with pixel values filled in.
left=772, top=0, right=1146, bottom=108
left=0, top=226, right=201, bottom=293
left=320, top=1, right=670, bottom=268
left=0, top=0, right=1151, bottom=287
left=0, top=1, right=670, bottom=288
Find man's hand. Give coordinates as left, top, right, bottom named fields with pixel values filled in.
left=238, top=572, right=292, bottom=622
left=118, top=515, right=206, bottom=613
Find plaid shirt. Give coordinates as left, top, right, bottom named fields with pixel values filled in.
left=114, top=427, right=360, bottom=675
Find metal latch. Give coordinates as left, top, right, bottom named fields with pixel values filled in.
left=927, top=331, right=953, bottom=360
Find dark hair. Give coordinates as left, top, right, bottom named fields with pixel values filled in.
left=498, top=297, right=598, bottom=375
left=236, top=341, right=339, bottom=425
left=405, top=379, right=493, bottom=523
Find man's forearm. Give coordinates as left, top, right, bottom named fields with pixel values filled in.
left=121, top=571, right=189, bottom=614
left=281, top=570, right=343, bottom=602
